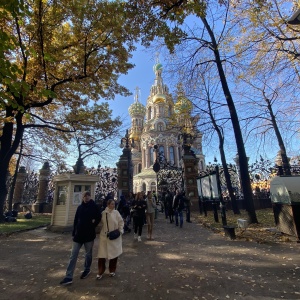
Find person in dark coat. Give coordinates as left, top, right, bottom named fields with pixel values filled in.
left=117, top=195, right=131, bottom=233
left=131, top=192, right=147, bottom=242
left=173, top=189, right=184, bottom=228
left=60, top=191, right=101, bottom=285
left=166, top=190, right=174, bottom=223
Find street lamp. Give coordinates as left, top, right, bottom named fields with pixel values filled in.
left=120, top=129, right=135, bottom=196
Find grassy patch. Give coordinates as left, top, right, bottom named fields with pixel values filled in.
left=195, top=208, right=297, bottom=243
left=0, top=213, right=51, bottom=234
left=195, top=208, right=276, bottom=230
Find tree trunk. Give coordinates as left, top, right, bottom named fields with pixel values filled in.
left=266, top=98, right=291, bottom=175
left=7, top=139, right=23, bottom=211
left=0, top=108, right=24, bottom=222
left=202, top=16, right=258, bottom=223
left=219, top=144, right=241, bottom=215
left=206, top=93, right=240, bottom=214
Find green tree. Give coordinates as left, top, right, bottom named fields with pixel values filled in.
left=65, top=102, right=122, bottom=173
left=0, top=0, right=162, bottom=221
left=232, top=0, right=300, bottom=172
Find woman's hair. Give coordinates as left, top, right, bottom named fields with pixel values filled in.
left=82, top=191, right=91, bottom=197
left=135, top=192, right=143, bottom=200
left=107, top=199, right=115, bottom=206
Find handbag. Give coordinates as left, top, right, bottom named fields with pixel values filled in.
left=106, top=213, right=120, bottom=240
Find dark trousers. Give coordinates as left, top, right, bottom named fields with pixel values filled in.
left=133, top=216, right=144, bottom=236
left=186, top=206, right=191, bottom=222
left=164, top=202, right=169, bottom=218
left=168, top=209, right=174, bottom=223
left=98, top=257, right=118, bottom=275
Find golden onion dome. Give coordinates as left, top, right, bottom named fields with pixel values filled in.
left=152, top=93, right=166, bottom=104
left=128, top=101, right=146, bottom=117
left=174, top=95, right=193, bottom=114
left=129, top=131, right=140, bottom=141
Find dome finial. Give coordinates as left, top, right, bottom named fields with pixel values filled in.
left=153, top=53, right=163, bottom=77
left=155, top=52, right=160, bottom=64
left=128, top=87, right=146, bottom=117
left=134, top=86, right=141, bottom=103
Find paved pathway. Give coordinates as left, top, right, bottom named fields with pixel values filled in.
left=0, top=211, right=300, bottom=300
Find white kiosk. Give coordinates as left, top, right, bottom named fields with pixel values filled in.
left=270, top=176, right=300, bottom=240
left=49, top=174, right=99, bottom=232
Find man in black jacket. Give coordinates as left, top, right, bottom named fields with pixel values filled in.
left=60, top=191, right=101, bottom=285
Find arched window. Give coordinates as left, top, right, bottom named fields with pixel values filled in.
left=168, top=106, right=172, bottom=116
left=169, top=146, right=175, bottom=165
left=138, top=163, right=142, bottom=174
left=149, top=147, right=154, bottom=165
left=148, top=107, right=151, bottom=120
left=151, top=182, right=156, bottom=192
left=157, top=122, right=163, bottom=131
left=159, top=145, right=164, bottom=159
left=159, top=106, right=163, bottom=115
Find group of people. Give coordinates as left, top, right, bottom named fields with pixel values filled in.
left=59, top=189, right=159, bottom=286
left=162, top=189, right=192, bottom=227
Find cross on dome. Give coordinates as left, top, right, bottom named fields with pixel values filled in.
left=134, top=86, right=141, bottom=103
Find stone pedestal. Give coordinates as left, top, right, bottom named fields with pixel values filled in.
left=117, top=147, right=132, bottom=198
left=12, top=166, right=27, bottom=207
left=182, top=146, right=199, bottom=210
left=32, top=162, right=51, bottom=213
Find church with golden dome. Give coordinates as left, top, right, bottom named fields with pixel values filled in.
left=127, top=61, right=205, bottom=194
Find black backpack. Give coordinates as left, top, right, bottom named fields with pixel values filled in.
left=178, top=196, right=185, bottom=210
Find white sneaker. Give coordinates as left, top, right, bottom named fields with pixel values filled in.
left=138, top=236, right=142, bottom=242
left=134, top=233, right=137, bottom=240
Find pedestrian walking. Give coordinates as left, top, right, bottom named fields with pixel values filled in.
left=97, top=199, right=124, bottom=279
left=166, top=190, right=174, bottom=223
left=162, top=191, right=169, bottom=219
left=102, top=192, right=114, bottom=211
left=131, top=192, right=147, bottom=242
left=117, top=195, right=131, bottom=233
left=146, top=191, right=156, bottom=240
left=60, top=191, right=101, bottom=286
left=185, top=192, right=192, bottom=223
left=173, top=189, right=184, bottom=228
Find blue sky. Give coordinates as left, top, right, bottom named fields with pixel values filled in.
left=109, top=47, right=164, bottom=126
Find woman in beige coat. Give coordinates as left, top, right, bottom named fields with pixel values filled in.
left=97, top=199, right=124, bottom=279
left=146, top=191, right=156, bottom=240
